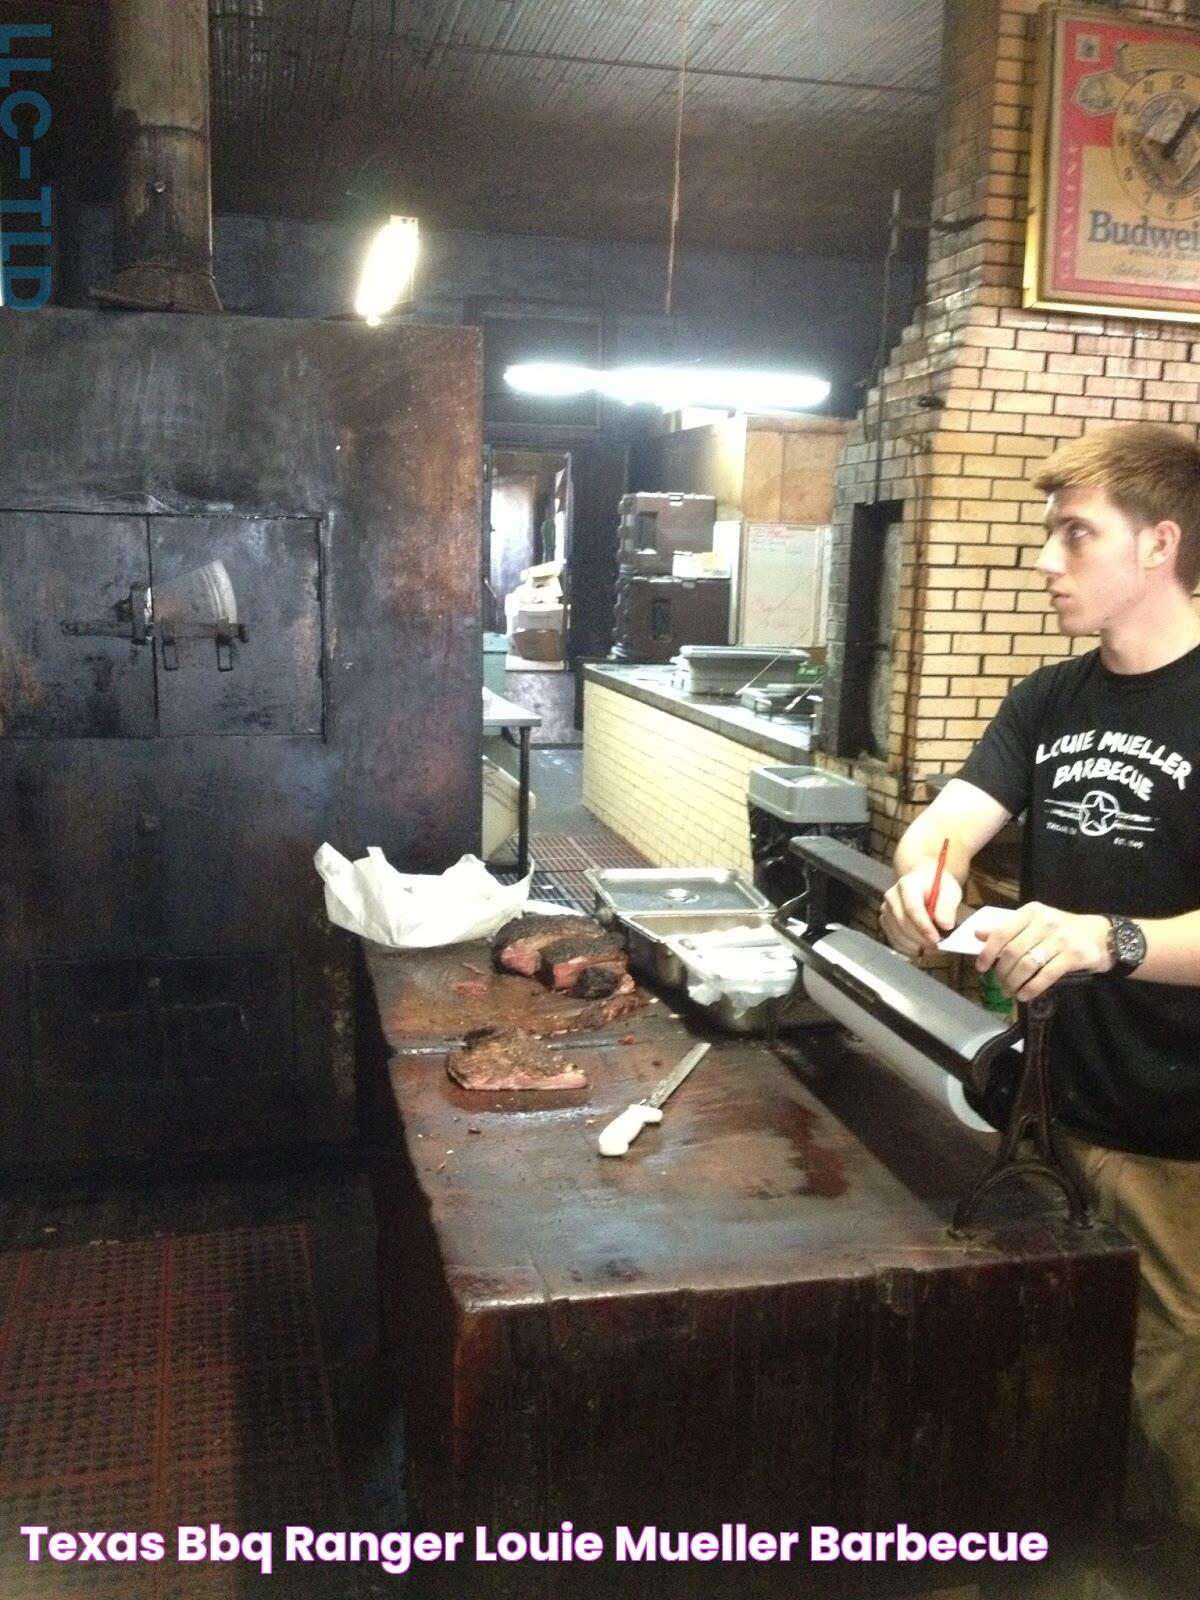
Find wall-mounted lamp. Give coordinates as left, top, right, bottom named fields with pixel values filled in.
left=354, top=215, right=420, bottom=326
left=504, top=362, right=830, bottom=415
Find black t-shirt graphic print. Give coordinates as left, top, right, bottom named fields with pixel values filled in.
left=959, top=643, right=1200, bottom=1157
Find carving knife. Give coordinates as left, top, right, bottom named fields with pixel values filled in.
left=597, top=1042, right=711, bottom=1157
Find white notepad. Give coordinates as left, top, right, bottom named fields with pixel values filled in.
left=937, top=905, right=1014, bottom=955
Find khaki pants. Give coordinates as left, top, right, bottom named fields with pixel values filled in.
left=1065, top=1135, right=1200, bottom=1531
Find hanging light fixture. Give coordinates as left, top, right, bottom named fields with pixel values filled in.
left=501, top=7, right=831, bottom=418
left=354, top=215, right=420, bottom=326
left=504, top=362, right=830, bottom=415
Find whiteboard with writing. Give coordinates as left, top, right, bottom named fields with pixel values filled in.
left=738, top=523, right=829, bottom=646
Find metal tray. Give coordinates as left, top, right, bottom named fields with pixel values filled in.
left=675, top=646, right=815, bottom=698
left=677, top=646, right=811, bottom=665
left=617, top=908, right=816, bottom=1036
left=586, top=867, right=772, bottom=921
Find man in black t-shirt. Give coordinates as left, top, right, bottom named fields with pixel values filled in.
left=881, top=423, right=1200, bottom=1532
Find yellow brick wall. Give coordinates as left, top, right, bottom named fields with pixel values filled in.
left=582, top=682, right=763, bottom=872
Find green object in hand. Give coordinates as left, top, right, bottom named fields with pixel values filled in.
left=980, top=968, right=1014, bottom=1020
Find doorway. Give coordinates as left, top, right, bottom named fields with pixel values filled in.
left=482, top=442, right=627, bottom=743
left=484, top=448, right=570, bottom=640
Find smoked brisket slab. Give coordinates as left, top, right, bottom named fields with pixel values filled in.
left=492, top=913, right=628, bottom=997
left=446, top=1027, right=588, bottom=1092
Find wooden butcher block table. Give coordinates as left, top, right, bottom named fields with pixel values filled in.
left=361, top=938, right=1138, bottom=1600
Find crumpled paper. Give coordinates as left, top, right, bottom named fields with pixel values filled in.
left=314, top=844, right=531, bottom=948
left=665, top=925, right=799, bottom=1018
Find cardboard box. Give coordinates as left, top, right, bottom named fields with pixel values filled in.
left=505, top=587, right=563, bottom=627
left=521, top=559, right=563, bottom=596
left=513, top=603, right=564, bottom=634
left=511, top=628, right=563, bottom=663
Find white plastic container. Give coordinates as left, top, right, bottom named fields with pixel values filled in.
left=748, top=765, right=869, bottom=826
left=675, top=645, right=813, bottom=697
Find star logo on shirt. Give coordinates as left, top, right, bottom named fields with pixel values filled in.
left=1081, top=791, right=1120, bottom=835
left=1043, top=788, right=1156, bottom=838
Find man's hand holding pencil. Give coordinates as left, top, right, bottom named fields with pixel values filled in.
left=880, top=836, right=963, bottom=958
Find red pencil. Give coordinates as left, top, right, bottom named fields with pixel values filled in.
left=926, top=837, right=950, bottom=924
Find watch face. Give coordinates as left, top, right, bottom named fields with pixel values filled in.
left=1111, top=917, right=1148, bottom=971
left=1116, top=69, right=1200, bottom=220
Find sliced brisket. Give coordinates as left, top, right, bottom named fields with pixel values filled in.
left=446, top=1026, right=588, bottom=1092
left=574, top=972, right=643, bottom=1028
left=565, top=961, right=626, bottom=999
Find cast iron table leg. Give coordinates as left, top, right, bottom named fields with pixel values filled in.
left=951, top=984, right=1091, bottom=1235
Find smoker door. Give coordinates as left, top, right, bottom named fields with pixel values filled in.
left=0, top=513, right=341, bottom=1163
left=148, top=515, right=338, bottom=1157
left=0, top=512, right=156, bottom=738
left=26, top=954, right=298, bottom=1159
left=150, top=516, right=323, bottom=737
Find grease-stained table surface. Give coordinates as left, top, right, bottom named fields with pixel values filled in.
left=363, top=939, right=1139, bottom=1599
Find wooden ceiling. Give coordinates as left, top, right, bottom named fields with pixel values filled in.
left=18, top=0, right=943, bottom=258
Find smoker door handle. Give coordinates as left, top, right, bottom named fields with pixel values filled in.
left=160, top=622, right=179, bottom=671
left=60, top=584, right=153, bottom=644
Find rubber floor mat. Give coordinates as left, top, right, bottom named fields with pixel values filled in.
left=0, top=1224, right=358, bottom=1598
left=531, top=832, right=650, bottom=872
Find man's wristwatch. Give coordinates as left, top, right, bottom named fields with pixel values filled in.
left=1105, top=914, right=1147, bottom=978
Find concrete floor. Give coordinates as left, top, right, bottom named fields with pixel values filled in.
left=485, top=741, right=607, bottom=837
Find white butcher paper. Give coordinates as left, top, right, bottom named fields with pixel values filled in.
left=937, top=905, right=1015, bottom=955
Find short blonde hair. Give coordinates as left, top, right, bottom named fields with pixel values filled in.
left=1033, top=423, right=1200, bottom=591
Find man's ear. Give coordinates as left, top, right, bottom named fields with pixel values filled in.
left=1146, top=519, right=1182, bottom=571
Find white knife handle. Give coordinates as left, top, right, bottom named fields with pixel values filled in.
left=597, top=1102, right=663, bottom=1157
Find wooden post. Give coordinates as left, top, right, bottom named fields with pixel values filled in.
left=95, top=0, right=222, bottom=312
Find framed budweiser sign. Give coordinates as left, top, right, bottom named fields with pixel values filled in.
left=1025, top=4, right=1200, bottom=321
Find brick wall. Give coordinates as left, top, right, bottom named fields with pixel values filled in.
left=822, top=0, right=1200, bottom=863
left=583, top=682, right=764, bottom=872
